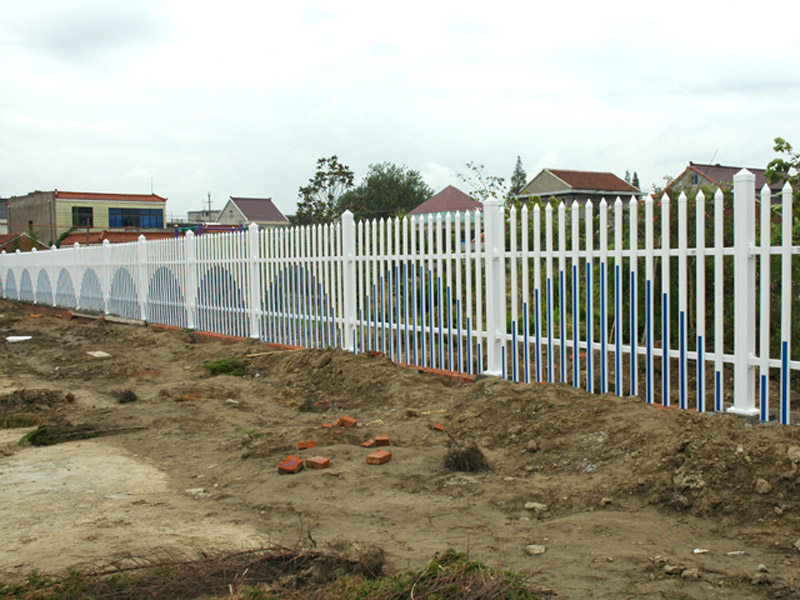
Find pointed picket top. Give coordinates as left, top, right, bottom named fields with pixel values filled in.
left=600, top=197, right=607, bottom=209
left=185, top=229, right=195, bottom=239
left=760, top=183, right=772, bottom=204
left=509, top=205, right=517, bottom=219
left=614, top=196, right=623, bottom=210
left=735, top=168, right=755, bottom=182
left=484, top=195, right=500, bottom=209
left=31, top=247, right=37, bottom=253
left=661, top=193, right=670, bottom=205
left=73, top=242, right=80, bottom=249
left=533, top=203, right=540, bottom=217
left=521, top=203, right=528, bottom=218
left=715, top=188, right=724, bottom=202
left=427, top=213, right=434, bottom=224
left=51, top=244, right=56, bottom=251
left=697, top=189, right=706, bottom=203
left=138, top=234, right=147, bottom=242
left=784, top=180, right=793, bottom=194
left=678, top=191, right=687, bottom=204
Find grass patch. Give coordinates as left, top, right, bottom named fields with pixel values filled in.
left=0, top=414, right=42, bottom=429
left=18, top=424, right=99, bottom=446
left=202, top=359, right=247, bottom=377
left=0, top=548, right=538, bottom=600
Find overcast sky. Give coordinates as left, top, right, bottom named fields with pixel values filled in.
left=1, top=0, right=798, bottom=219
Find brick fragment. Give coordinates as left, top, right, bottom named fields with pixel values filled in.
left=337, top=415, right=357, bottom=428
left=305, top=456, right=331, bottom=469
left=374, top=435, right=390, bottom=446
left=433, top=423, right=446, bottom=432
left=361, top=439, right=375, bottom=447
left=278, top=455, right=304, bottom=474
left=366, top=449, right=392, bottom=465
left=321, top=423, right=333, bottom=429
left=297, top=440, right=317, bottom=450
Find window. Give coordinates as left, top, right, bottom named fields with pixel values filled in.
left=690, top=174, right=699, bottom=185
left=72, top=206, right=93, bottom=227
left=108, top=208, right=164, bottom=229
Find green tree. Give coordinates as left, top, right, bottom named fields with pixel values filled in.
left=26, top=222, right=40, bottom=249
left=295, top=155, right=355, bottom=225
left=457, top=161, right=508, bottom=204
left=509, top=156, right=527, bottom=198
left=337, top=162, right=433, bottom=220
left=632, top=171, right=640, bottom=190
left=765, top=137, right=800, bottom=197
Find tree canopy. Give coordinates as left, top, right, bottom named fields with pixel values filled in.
left=295, top=155, right=355, bottom=225
left=509, top=156, right=527, bottom=198
left=337, top=162, right=433, bottom=220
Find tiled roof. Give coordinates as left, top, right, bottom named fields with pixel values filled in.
left=59, top=230, right=178, bottom=246
left=55, top=190, right=167, bottom=203
left=408, top=186, right=483, bottom=215
left=230, top=197, right=288, bottom=222
left=0, top=233, right=50, bottom=252
left=683, top=163, right=779, bottom=192
left=547, top=170, right=640, bottom=193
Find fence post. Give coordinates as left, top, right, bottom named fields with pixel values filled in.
left=729, top=169, right=758, bottom=416
left=185, top=230, right=197, bottom=329
left=483, top=197, right=506, bottom=376
left=247, top=222, right=261, bottom=339
left=341, top=210, right=357, bottom=352
left=102, top=239, right=111, bottom=314
left=137, top=235, right=147, bottom=321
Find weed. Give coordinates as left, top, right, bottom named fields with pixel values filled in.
left=0, top=414, right=42, bottom=429
left=18, top=424, right=98, bottom=447
left=202, top=359, right=247, bottom=377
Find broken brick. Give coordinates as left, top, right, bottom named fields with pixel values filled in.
left=297, top=440, right=317, bottom=450
left=321, top=423, right=333, bottom=429
left=361, top=439, right=375, bottom=447
left=433, top=423, right=446, bottom=432
left=366, top=449, right=392, bottom=465
left=278, top=455, right=304, bottom=474
left=337, top=415, right=357, bottom=428
left=305, top=456, right=331, bottom=469
left=374, top=435, right=390, bottom=446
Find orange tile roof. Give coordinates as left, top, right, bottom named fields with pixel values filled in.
left=55, top=190, right=167, bottom=203
left=409, top=186, right=483, bottom=215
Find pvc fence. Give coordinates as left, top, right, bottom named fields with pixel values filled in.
left=1, top=170, right=797, bottom=423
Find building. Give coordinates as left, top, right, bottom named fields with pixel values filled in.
left=668, top=162, right=783, bottom=197
left=408, top=186, right=483, bottom=218
left=58, top=229, right=180, bottom=247
left=7, top=190, right=167, bottom=245
left=186, top=209, right=222, bottom=224
left=517, top=169, right=640, bottom=204
left=0, top=198, right=7, bottom=234
left=0, top=232, right=50, bottom=252
left=217, top=197, right=288, bottom=227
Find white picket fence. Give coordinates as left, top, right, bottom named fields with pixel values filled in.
left=1, top=170, right=796, bottom=422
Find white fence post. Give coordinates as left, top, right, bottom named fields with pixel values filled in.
left=185, top=230, right=197, bottom=330
left=729, top=169, right=758, bottom=416
left=102, top=239, right=111, bottom=314
left=247, top=222, right=261, bottom=339
left=137, top=235, right=147, bottom=320
left=341, top=210, right=357, bottom=352
left=483, top=197, right=506, bottom=376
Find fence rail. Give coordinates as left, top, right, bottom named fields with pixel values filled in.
left=1, top=170, right=797, bottom=422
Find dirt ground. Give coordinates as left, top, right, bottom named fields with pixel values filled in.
left=1, top=298, right=800, bottom=599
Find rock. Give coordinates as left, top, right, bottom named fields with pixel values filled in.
left=526, top=440, right=539, bottom=453
left=184, top=487, right=209, bottom=498
left=775, top=506, right=784, bottom=516
left=524, top=501, right=548, bottom=513
left=664, top=564, right=683, bottom=575
left=525, top=544, right=546, bottom=556
left=751, top=572, right=771, bottom=585
left=758, top=564, right=768, bottom=572
left=754, top=479, right=772, bottom=495
left=787, top=446, right=800, bottom=464
left=681, top=568, right=700, bottom=580
left=600, top=497, right=613, bottom=507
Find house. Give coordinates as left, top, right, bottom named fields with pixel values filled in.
left=0, top=232, right=51, bottom=253
left=0, top=199, right=8, bottom=234
left=667, top=162, right=783, bottom=197
left=58, top=229, right=179, bottom=247
left=517, top=169, right=640, bottom=204
left=7, top=190, right=167, bottom=246
left=408, top=186, right=483, bottom=219
left=217, top=197, right=288, bottom=227
left=187, top=209, right=222, bottom=224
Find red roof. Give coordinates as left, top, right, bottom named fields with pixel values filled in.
left=547, top=170, right=640, bottom=193
left=59, top=230, right=178, bottom=246
left=0, top=233, right=50, bottom=252
left=408, top=186, right=483, bottom=215
left=229, top=197, right=288, bottom=222
left=55, top=190, right=167, bottom=203
left=678, top=163, right=780, bottom=192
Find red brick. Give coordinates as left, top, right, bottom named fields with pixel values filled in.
left=374, top=435, right=390, bottom=447
left=305, top=456, right=331, bottom=469
left=337, top=415, right=357, bottom=428
left=321, top=423, right=333, bottom=429
left=366, top=450, right=392, bottom=465
left=361, top=439, right=375, bottom=447
left=278, top=455, right=304, bottom=474
left=433, top=423, right=446, bottom=432
left=297, top=440, right=317, bottom=450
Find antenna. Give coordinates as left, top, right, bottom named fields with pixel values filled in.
left=709, top=149, right=718, bottom=165
left=206, top=192, right=212, bottom=215
left=150, top=174, right=154, bottom=194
